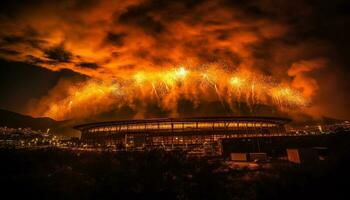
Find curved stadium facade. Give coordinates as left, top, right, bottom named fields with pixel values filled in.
left=75, top=116, right=291, bottom=148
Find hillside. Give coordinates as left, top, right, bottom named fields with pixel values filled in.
left=0, top=108, right=59, bottom=130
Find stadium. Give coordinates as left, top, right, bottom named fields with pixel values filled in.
left=75, top=116, right=291, bottom=149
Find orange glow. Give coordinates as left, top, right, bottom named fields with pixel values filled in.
left=229, top=76, right=245, bottom=88
left=30, top=64, right=309, bottom=120
left=1, top=1, right=327, bottom=119
left=271, top=87, right=307, bottom=108
left=175, top=67, right=188, bottom=79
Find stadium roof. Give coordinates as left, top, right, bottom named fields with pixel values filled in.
left=74, top=116, right=291, bottom=130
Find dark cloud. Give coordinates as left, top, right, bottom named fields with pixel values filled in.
left=0, top=48, right=20, bottom=56
left=220, top=0, right=267, bottom=19
left=2, top=36, right=24, bottom=44
left=133, top=49, right=150, bottom=59
left=44, top=45, right=73, bottom=63
left=198, top=48, right=241, bottom=66
left=77, top=62, right=99, bottom=69
left=69, top=0, right=100, bottom=11
left=151, top=56, right=172, bottom=66
left=25, top=55, right=45, bottom=65
left=104, top=32, right=126, bottom=47
left=0, top=0, right=99, bottom=16
left=115, top=0, right=213, bottom=30
left=1, top=35, right=45, bottom=49
left=118, top=3, right=165, bottom=35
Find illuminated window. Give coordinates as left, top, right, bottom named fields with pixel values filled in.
left=184, top=122, right=196, bottom=129
left=173, top=123, right=183, bottom=129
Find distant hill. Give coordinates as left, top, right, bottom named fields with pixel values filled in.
left=0, top=108, right=59, bottom=130
left=0, top=59, right=88, bottom=116
left=0, top=109, right=82, bottom=137
left=288, top=112, right=347, bottom=126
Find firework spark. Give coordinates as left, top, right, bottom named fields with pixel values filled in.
left=36, top=63, right=308, bottom=120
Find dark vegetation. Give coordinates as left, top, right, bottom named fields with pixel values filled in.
left=0, top=109, right=79, bottom=136
left=1, top=137, right=350, bottom=200
left=0, top=109, right=58, bottom=130
left=222, top=132, right=350, bottom=157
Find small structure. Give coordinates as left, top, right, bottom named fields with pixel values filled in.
left=230, top=153, right=248, bottom=161
left=287, top=148, right=319, bottom=164
left=249, top=153, right=268, bottom=162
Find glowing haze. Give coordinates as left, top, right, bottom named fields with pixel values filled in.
left=1, top=0, right=347, bottom=120
left=32, top=65, right=308, bottom=119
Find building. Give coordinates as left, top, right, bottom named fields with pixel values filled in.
left=287, top=148, right=319, bottom=164
left=0, top=126, right=56, bottom=148
left=288, top=120, right=350, bottom=135
left=75, top=116, right=291, bottom=150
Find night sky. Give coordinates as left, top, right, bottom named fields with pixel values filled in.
left=0, top=0, right=349, bottom=121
